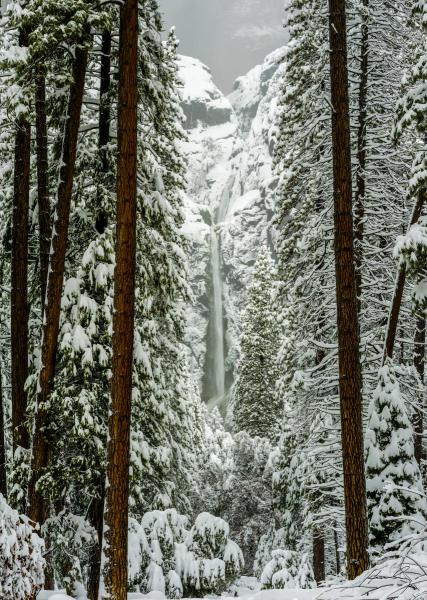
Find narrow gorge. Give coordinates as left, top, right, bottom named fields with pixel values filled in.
left=179, top=49, right=286, bottom=407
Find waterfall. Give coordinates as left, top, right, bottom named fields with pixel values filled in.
left=210, top=225, right=225, bottom=400
left=206, top=177, right=235, bottom=405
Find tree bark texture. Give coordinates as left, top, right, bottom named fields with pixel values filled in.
left=11, top=69, right=31, bottom=454
left=0, top=363, right=7, bottom=499
left=103, top=1, right=138, bottom=598
left=87, top=476, right=105, bottom=600
left=328, top=0, right=369, bottom=579
left=96, top=31, right=112, bottom=235
left=28, top=46, right=89, bottom=527
left=313, top=529, right=325, bottom=583
left=35, top=69, right=51, bottom=309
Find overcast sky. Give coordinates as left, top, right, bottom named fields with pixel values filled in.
left=159, top=0, right=286, bottom=93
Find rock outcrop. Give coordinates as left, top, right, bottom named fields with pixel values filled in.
left=179, top=48, right=286, bottom=408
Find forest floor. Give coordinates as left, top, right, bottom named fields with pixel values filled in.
left=35, top=551, right=427, bottom=600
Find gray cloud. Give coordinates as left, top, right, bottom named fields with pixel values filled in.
left=160, top=0, right=286, bottom=92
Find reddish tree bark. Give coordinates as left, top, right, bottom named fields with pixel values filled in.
left=328, top=0, right=369, bottom=579
left=35, top=69, right=51, bottom=308
left=28, top=46, right=89, bottom=528
left=104, top=1, right=138, bottom=597
left=11, top=42, right=31, bottom=454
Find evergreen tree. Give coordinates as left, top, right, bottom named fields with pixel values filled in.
left=0, top=493, right=45, bottom=600
left=221, top=431, right=274, bottom=572
left=365, top=362, right=427, bottom=557
left=233, top=246, right=280, bottom=438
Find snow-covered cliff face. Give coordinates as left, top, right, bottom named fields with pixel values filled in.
left=179, top=48, right=286, bottom=409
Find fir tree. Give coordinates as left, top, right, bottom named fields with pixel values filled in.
left=233, top=246, right=280, bottom=438
left=365, top=362, right=427, bottom=557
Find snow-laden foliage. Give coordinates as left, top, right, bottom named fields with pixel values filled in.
left=254, top=527, right=287, bottom=579
left=0, top=494, right=45, bottom=600
left=128, top=509, right=243, bottom=597
left=193, top=408, right=275, bottom=574
left=260, top=549, right=315, bottom=590
left=42, top=512, right=96, bottom=596
left=232, top=246, right=281, bottom=439
left=365, top=362, right=427, bottom=557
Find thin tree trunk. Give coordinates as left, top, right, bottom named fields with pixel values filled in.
left=327, top=0, right=369, bottom=579
left=313, top=529, right=325, bottom=583
left=87, top=32, right=112, bottom=600
left=28, top=46, right=89, bottom=528
left=11, top=30, right=31, bottom=454
left=334, top=525, right=341, bottom=575
left=0, top=363, right=6, bottom=499
left=104, top=1, right=138, bottom=597
left=354, top=0, right=369, bottom=310
left=96, top=31, right=112, bottom=235
left=87, top=476, right=105, bottom=600
left=35, top=69, right=51, bottom=308
left=413, top=314, right=425, bottom=465
left=99, top=32, right=111, bottom=164
left=0, top=260, right=6, bottom=499
left=383, top=190, right=426, bottom=362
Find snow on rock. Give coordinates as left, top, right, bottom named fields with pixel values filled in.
left=179, top=47, right=287, bottom=404
left=178, top=55, right=233, bottom=129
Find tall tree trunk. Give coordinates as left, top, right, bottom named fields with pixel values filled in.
left=99, top=32, right=111, bottom=164
left=35, top=69, right=50, bottom=308
left=0, top=261, right=6, bottom=499
left=28, top=46, right=89, bottom=528
left=334, top=525, right=341, bottom=575
left=354, top=0, right=369, bottom=310
left=327, top=0, right=369, bottom=579
left=11, top=30, right=31, bottom=454
left=87, top=32, right=112, bottom=600
left=413, top=314, right=425, bottom=465
left=0, top=363, right=6, bottom=499
left=87, top=475, right=106, bottom=600
left=313, top=529, right=325, bottom=583
left=383, top=190, right=426, bottom=362
left=104, top=1, right=138, bottom=597
left=96, top=31, right=112, bottom=235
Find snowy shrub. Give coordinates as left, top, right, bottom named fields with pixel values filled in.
left=43, top=512, right=96, bottom=596
left=253, top=526, right=286, bottom=578
left=0, top=494, right=45, bottom=600
left=260, top=549, right=315, bottom=590
left=184, top=512, right=244, bottom=595
left=128, top=508, right=189, bottom=597
left=128, top=509, right=243, bottom=597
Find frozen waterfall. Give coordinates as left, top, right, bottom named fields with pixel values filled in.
left=210, top=226, right=225, bottom=400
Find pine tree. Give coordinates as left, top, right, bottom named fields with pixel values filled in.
left=104, top=0, right=138, bottom=597
left=233, top=246, right=281, bottom=438
left=327, top=0, right=369, bottom=577
left=0, top=493, right=45, bottom=600
left=221, top=431, right=275, bottom=572
left=365, top=362, right=427, bottom=557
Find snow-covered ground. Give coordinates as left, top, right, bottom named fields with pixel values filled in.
left=37, top=550, right=427, bottom=600
left=37, top=590, right=318, bottom=600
